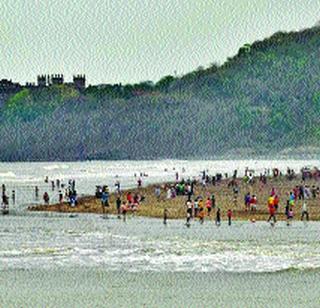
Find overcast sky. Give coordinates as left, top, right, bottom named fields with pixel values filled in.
left=0, top=0, right=319, bottom=85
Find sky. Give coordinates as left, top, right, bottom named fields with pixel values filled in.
left=0, top=0, right=319, bottom=86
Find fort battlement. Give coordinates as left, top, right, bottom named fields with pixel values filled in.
left=0, top=74, right=87, bottom=94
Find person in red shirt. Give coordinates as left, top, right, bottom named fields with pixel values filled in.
left=205, top=198, right=212, bottom=216
left=250, top=195, right=257, bottom=213
left=127, top=192, right=133, bottom=205
left=273, top=195, right=279, bottom=211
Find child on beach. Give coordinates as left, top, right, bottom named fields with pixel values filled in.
left=186, top=212, right=191, bottom=227
left=250, top=195, right=257, bottom=213
left=287, top=207, right=294, bottom=226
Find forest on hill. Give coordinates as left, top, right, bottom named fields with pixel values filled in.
left=1, top=26, right=320, bottom=161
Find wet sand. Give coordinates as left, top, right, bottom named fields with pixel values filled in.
left=28, top=176, right=320, bottom=221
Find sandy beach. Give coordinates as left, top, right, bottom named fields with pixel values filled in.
left=28, top=175, right=320, bottom=221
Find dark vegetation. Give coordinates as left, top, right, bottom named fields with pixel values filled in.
left=1, top=26, right=320, bottom=161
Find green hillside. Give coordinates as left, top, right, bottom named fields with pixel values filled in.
left=1, top=26, right=320, bottom=161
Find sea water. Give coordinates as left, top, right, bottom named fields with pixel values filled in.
left=0, top=160, right=320, bottom=307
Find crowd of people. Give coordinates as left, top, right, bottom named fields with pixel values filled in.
left=2, top=165, right=320, bottom=225
left=42, top=178, right=78, bottom=208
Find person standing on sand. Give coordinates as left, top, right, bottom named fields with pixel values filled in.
left=289, top=192, right=295, bottom=208
left=285, top=200, right=289, bottom=218
left=186, top=200, right=193, bottom=218
left=205, top=197, right=212, bottom=216
left=301, top=201, right=309, bottom=221
left=101, top=190, right=109, bottom=216
left=250, top=195, right=257, bottom=213
left=121, top=202, right=127, bottom=222
left=155, top=186, right=161, bottom=201
left=287, top=207, right=294, bottom=226
left=273, top=195, right=279, bottom=212
left=227, top=209, right=232, bottom=226
left=116, top=196, right=122, bottom=219
left=115, top=180, right=121, bottom=193
left=215, top=208, right=221, bottom=226
left=244, top=193, right=251, bottom=212
left=163, top=208, right=168, bottom=225
left=194, top=198, right=199, bottom=217
left=267, top=195, right=276, bottom=225
left=211, top=193, right=216, bottom=209
left=166, top=187, right=171, bottom=200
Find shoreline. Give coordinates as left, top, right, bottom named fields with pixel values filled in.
left=28, top=175, right=320, bottom=221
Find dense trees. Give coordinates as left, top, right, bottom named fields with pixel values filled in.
left=1, top=26, right=320, bottom=160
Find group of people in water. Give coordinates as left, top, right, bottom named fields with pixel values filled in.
left=42, top=177, right=78, bottom=207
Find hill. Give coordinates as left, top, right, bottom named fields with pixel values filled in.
left=1, top=26, right=320, bottom=161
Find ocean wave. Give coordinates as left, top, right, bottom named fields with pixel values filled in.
left=43, top=164, right=70, bottom=171
left=0, top=172, right=16, bottom=178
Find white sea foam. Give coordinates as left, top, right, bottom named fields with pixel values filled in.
left=0, top=171, right=16, bottom=178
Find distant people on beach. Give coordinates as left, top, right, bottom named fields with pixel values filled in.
left=163, top=208, right=168, bottom=225
left=215, top=208, right=221, bottom=226
left=43, top=192, right=50, bottom=205
left=116, top=196, right=121, bottom=219
left=121, top=202, right=127, bottom=222
left=227, top=209, right=232, bottom=226
left=101, top=187, right=110, bottom=215
left=35, top=186, right=39, bottom=200
left=301, top=201, right=309, bottom=221
left=267, top=194, right=276, bottom=225
left=137, top=178, right=142, bottom=188
left=155, top=186, right=161, bottom=201
left=115, top=180, right=121, bottom=193
left=11, top=190, right=15, bottom=204
left=59, top=190, right=63, bottom=204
